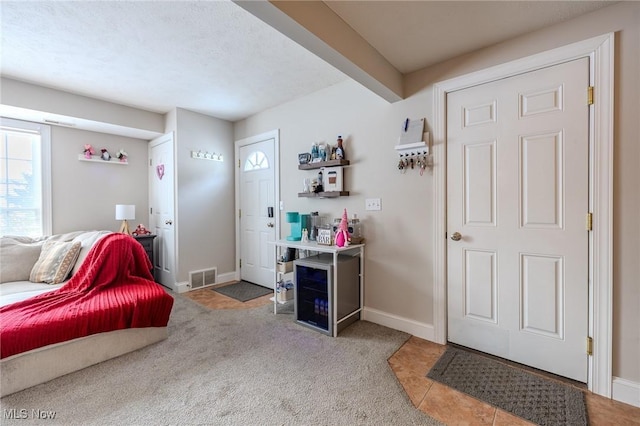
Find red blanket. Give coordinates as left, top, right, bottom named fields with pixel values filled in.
left=0, top=233, right=174, bottom=359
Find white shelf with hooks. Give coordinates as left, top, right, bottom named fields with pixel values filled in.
left=394, top=140, right=429, bottom=157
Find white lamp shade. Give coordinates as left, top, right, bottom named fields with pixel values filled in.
left=115, top=204, right=135, bottom=221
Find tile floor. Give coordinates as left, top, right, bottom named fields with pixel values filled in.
left=185, top=285, right=640, bottom=426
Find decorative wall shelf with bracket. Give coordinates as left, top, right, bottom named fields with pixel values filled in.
left=298, top=191, right=350, bottom=198
left=78, top=154, right=128, bottom=165
left=298, top=159, right=351, bottom=198
left=298, top=159, right=349, bottom=170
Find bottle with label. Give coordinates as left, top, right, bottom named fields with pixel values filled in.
left=315, top=171, right=324, bottom=193
left=335, top=136, right=345, bottom=160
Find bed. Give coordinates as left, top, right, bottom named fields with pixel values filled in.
left=0, top=232, right=174, bottom=397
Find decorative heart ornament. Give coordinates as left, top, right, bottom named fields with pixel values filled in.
left=156, top=164, right=165, bottom=180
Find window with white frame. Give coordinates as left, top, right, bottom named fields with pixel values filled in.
left=0, top=118, right=51, bottom=237
left=243, top=150, right=269, bottom=171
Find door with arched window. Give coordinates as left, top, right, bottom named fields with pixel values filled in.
left=239, top=138, right=275, bottom=288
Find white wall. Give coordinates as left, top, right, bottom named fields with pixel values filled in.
left=236, top=1, right=640, bottom=385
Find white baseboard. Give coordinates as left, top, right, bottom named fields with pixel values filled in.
left=175, top=281, right=190, bottom=293
left=363, top=307, right=435, bottom=342
left=612, top=376, right=640, bottom=407
left=216, top=271, right=237, bottom=285
left=177, top=271, right=237, bottom=294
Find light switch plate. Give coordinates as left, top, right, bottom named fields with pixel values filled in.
left=365, top=198, right=381, bottom=211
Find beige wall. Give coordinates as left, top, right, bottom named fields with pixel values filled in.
left=236, top=2, right=640, bottom=383
left=1, top=78, right=164, bottom=135
left=50, top=127, right=149, bottom=234
left=172, top=108, right=236, bottom=283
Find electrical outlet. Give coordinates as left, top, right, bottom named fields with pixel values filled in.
left=365, top=198, right=381, bottom=211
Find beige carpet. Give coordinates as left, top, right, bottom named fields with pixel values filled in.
left=0, top=293, right=440, bottom=425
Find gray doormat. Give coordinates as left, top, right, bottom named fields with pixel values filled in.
left=427, top=347, right=587, bottom=426
left=212, top=281, right=272, bottom=302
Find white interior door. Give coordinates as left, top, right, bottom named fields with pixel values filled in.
left=149, top=132, right=176, bottom=289
left=239, top=138, right=275, bottom=288
left=447, top=58, right=590, bottom=382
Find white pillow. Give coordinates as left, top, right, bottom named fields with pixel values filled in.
left=0, top=236, right=44, bottom=283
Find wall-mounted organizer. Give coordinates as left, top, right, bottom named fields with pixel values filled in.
left=395, top=119, right=432, bottom=174
left=77, top=154, right=128, bottom=165
left=191, top=150, right=223, bottom=162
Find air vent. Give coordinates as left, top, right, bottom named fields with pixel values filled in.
left=189, top=267, right=217, bottom=290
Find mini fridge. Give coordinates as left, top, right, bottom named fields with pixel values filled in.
left=293, top=253, right=360, bottom=336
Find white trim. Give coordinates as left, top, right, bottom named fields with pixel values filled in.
left=216, top=271, right=237, bottom=286
left=612, top=377, right=640, bottom=408
left=363, top=307, right=435, bottom=341
left=175, top=281, right=190, bottom=294
left=40, top=124, right=52, bottom=236
left=234, top=129, right=280, bottom=285
left=0, top=118, right=52, bottom=236
left=432, top=33, right=614, bottom=397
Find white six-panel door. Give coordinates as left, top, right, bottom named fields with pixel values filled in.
left=447, top=58, right=589, bottom=382
left=149, top=132, right=176, bottom=288
left=239, top=138, right=276, bottom=288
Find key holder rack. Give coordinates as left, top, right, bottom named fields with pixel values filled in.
left=395, top=136, right=431, bottom=175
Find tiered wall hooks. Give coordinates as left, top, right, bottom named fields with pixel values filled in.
left=191, top=150, right=223, bottom=162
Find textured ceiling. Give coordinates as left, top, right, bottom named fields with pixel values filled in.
left=0, top=1, right=615, bottom=123
left=0, top=0, right=347, bottom=122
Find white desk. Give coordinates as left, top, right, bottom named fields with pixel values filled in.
left=271, top=239, right=364, bottom=337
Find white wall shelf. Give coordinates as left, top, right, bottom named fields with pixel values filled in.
left=78, top=154, right=128, bottom=165
left=394, top=141, right=429, bottom=157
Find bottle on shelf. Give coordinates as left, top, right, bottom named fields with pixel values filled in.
left=314, top=170, right=324, bottom=193
left=335, top=136, right=345, bottom=160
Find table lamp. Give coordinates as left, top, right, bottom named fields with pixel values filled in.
left=115, top=204, right=135, bottom=235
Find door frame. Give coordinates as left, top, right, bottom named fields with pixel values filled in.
left=234, top=129, right=280, bottom=281
left=432, top=33, right=614, bottom=397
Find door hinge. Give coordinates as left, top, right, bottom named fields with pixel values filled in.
left=588, top=86, right=594, bottom=105
left=150, top=159, right=152, bottom=166
left=238, top=159, right=240, bottom=168
left=239, top=259, right=242, bottom=268
left=587, top=336, right=593, bottom=356
left=238, top=209, right=241, bottom=219
left=586, top=212, right=593, bottom=231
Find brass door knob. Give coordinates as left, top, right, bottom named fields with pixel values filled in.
left=450, top=232, right=462, bottom=241
left=267, top=222, right=275, bottom=228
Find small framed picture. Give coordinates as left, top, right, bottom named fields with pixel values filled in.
left=298, top=153, right=311, bottom=164
left=317, top=228, right=333, bottom=245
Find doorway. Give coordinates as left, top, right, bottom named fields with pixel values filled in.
left=235, top=130, right=280, bottom=289
left=432, top=33, right=614, bottom=395
left=148, top=132, right=176, bottom=289
left=446, top=58, right=589, bottom=382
